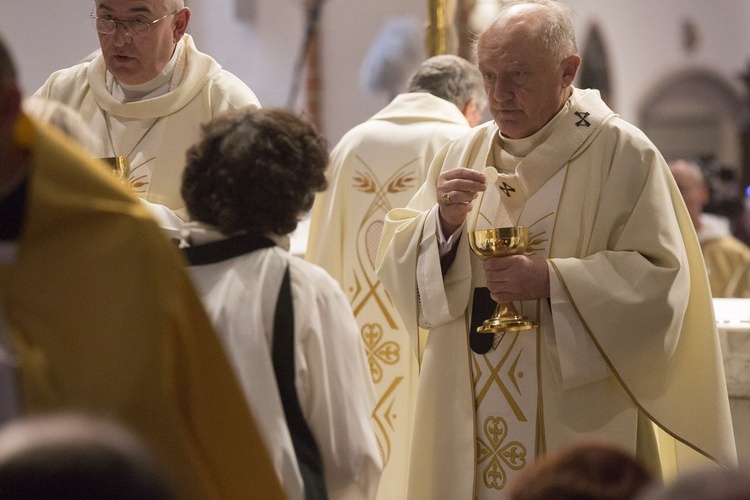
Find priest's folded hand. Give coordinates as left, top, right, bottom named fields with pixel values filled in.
left=483, top=254, right=550, bottom=303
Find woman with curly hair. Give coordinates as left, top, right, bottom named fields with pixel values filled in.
left=180, top=108, right=382, bottom=500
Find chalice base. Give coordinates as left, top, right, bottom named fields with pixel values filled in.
left=477, top=314, right=538, bottom=334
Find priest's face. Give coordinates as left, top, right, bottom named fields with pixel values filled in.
left=477, top=5, right=579, bottom=139
left=95, top=0, right=190, bottom=85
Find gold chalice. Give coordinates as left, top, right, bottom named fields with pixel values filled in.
left=100, top=156, right=131, bottom=182
left=468, top=226, right=539, bottom=334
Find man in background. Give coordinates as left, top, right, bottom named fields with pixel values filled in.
left=0, top=34, right=282, bottom=500
left=306, top=53, right=485, bottom=500
left=669, top=159, right=750, bottom=298
left=35, top=0, right=260, bottom=228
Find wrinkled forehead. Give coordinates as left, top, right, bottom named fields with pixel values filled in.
left=480, top=6, right=545, bottom=43
left=478, top=19, right=543, bottom=66
left=95, top=0, right=171, bottom=14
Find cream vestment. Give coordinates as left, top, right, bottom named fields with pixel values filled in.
left=35, top=34, right=260, bottom=218
left=698, top=213, right=750, bottom=298
left=307, top=92, right=471, bottom=500
left=377, top=88, right=737, bottom=499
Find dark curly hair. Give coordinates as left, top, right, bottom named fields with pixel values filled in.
left=181, top=107, right=329, bottom=236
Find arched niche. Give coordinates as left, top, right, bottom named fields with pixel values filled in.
left=638, top=69, right=742, bottom=169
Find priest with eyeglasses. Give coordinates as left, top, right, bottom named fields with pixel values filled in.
left=35, top=0, right=260, bottom=236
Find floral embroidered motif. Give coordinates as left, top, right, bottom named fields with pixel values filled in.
left=476, top=416, right=527, bottom=491
left=361, top=323, right=400, bottom=384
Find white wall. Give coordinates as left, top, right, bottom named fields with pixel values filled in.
left=2, top=1, right=750, bottom=144
left=567, top=0, right=750, bottom=123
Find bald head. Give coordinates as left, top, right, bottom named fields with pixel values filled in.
left=484, top=0, right=577, bottom=64
left=669, top=159, right=709, bottom=230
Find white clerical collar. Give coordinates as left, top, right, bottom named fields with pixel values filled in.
left=108, top=41, right=183, bottom=102
left=500, top=92, right=574, bottom=158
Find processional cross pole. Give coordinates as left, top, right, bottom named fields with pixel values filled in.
left=426, top=0, right=450, bottom=56
left=303, top=0, right=322, bottom=130
left=287, top=0, right=324, bottom=131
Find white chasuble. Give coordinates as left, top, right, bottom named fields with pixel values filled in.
left=34, top=34, right=261, bottom=216
left=91, top=111, right=168, bottom=200
left=470, top=149, right=566, bottom=497
left=307, top=93, right=471, bottom=500
left=377, top=88, right=737, bottom=500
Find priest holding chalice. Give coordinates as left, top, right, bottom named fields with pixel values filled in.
left=375, top=1, right=737, bottom=499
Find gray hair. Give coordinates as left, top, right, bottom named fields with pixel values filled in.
left=406, top=54, right=485, bottom=111
left=480, top=0, right=577, bottom=64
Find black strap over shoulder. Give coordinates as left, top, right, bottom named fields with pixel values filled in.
left=272, top=265, right=329, bottom=500
left=182, top=233, right=276, bottom=266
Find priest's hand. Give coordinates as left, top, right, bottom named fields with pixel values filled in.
left=436, top=168, right=486, bottom=236
left=484, top=255, right=550, bottom=303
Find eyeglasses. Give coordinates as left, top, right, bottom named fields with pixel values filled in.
left=90, top=9, right=178, bottom=37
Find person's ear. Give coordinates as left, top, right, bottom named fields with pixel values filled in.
left=461, top=98, right=485, bottom=127
left=172, top=8, right=191, bottom=42
left=561, top=54, right=580, bottom=87
left=698, top=182, right=711, bottom=208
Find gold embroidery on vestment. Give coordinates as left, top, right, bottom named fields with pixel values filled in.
left=476, top=416, right=527, bottom=491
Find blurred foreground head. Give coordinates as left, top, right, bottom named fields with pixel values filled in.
left=507, top=439, right=653, bottom=500
left=0, top=413, right=175, bottom=500
left=637, top=467, right=750, bottom=500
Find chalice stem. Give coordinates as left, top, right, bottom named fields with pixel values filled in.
left=477, top=300, right=538, bottom=334
left=500, top=302, right=521, bottom=319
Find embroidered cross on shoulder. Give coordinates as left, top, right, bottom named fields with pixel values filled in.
left=574, top=111, right=591, bottom=127
left=499, top=182, right=516, bottom=197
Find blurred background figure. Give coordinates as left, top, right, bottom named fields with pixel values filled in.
left=669, top=159, right=750, bottom=298
left=360, top=16, right=426, bottom=101
left=506, top=439, right=654, bottom=500
left=0, top=413, right=175, bottom=500
left=181, top=107, right=382, bottom=500
left=305, top=53, right=485, bottom=500
left=636, top=467, right=750, bottom=500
